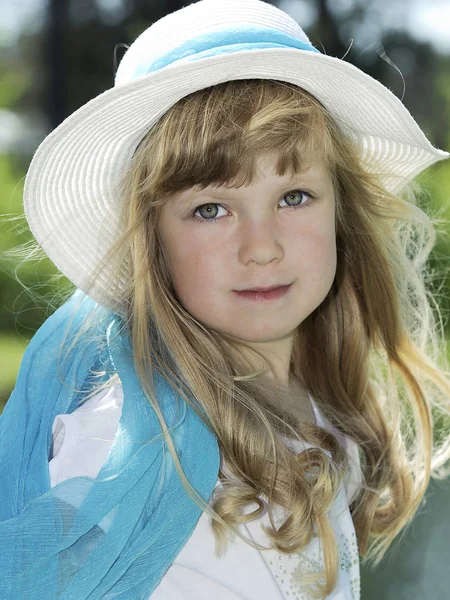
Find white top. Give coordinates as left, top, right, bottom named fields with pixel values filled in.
left=49, top=382, right=362, bottom=599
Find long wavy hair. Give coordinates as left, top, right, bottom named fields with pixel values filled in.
left=17, top=79, right=450, bottom=599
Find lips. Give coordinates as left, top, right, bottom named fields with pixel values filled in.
left=237, top=284, right=289, bottom=292
left=233, top=283, right=292, bottom=301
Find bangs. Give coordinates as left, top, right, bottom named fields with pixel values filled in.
left=132, top=79, right=337, bottom=200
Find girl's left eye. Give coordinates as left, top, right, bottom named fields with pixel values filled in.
left=192, top=189, right=315, bottom=224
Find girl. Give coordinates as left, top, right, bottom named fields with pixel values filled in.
left=1, top=1, right=450, bottom=598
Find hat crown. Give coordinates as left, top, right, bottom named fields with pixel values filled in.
left=115, top=0, right=312, bottom=86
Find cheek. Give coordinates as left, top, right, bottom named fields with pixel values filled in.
left=314, top=226, right=336, bottom=265
left=320, top=239, right=337, bottom=285
left=157, top=209, right=226, bottom=308
left=314, top=236, right=337, bottom=292
left=166, top=235, right=223, bottom=297
left=295, top=222, right=337, bottom=289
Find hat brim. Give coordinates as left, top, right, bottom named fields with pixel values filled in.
left=23, top=47, right=449, bottom=314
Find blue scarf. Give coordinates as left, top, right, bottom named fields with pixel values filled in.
left=0, top=289, right=220, bottom=599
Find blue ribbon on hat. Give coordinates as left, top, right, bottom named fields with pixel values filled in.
left=132, top=25, right=321, bottom=80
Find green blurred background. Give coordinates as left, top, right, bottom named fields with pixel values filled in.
left=0, top=1, right=450, bottom=597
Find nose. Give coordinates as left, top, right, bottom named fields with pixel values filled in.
left=237, top=217, right=284, bottom=265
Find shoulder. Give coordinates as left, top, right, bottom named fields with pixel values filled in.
left=49, top=380, right=123, bottom=487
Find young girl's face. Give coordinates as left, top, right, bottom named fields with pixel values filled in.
left=157, top=154, right=336, bottom=377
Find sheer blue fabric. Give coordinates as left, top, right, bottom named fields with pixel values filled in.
left=0, top=290, right=220, bottom=599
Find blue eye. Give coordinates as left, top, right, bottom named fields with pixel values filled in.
left=192, top=189, right=315, bottom=224
left=280, top=190, right=311, bottom=208
left=195, top=203, right=223, bottom=220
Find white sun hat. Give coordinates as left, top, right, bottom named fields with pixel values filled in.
left=23, top=0, right=449, bottom=315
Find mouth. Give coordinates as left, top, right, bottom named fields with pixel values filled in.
left=233, top=283, right=292, bottom=302
left=236, top=284, right=291, bottom=292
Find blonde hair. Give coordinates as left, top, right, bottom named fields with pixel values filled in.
left=19, top=79, right=450, bottom=598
